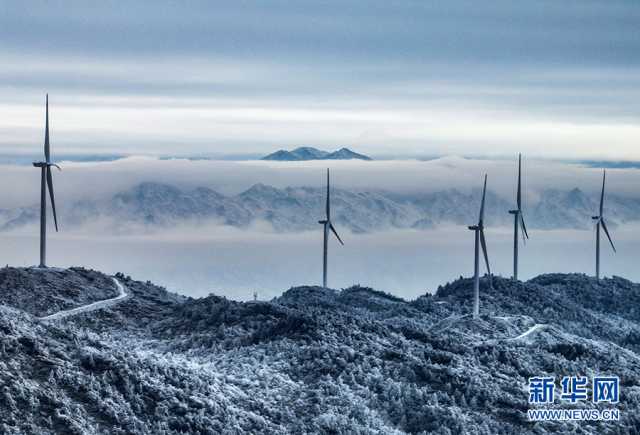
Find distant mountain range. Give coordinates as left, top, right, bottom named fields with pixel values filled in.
left=2, top=182, right=640, bottom=234
left=262, top=147, right=372, bottom=161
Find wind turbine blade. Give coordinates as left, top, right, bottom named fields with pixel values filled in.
left=601, top=219, right=616, bottom=253
left=520, top=213, right=529, bottom=240
left=326, top=168, right=330, bottom=219
left=479, top=174, right=487, bottom=223
left=46, top=166, right=59, bottom=232
left=44, top=94, right=50, bottom=163
left=329, top=222, right=344, bottom=245
left=600, top=170, right=606, bottom=216
left=480, top=229, right=491, bottom=276
left=517, top=153, right=522, bottom=209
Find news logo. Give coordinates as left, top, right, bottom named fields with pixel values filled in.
left=528, top=377, right=555, bottom=404
left=593, top=377, right=619, bottom=404
left=560, top=376, right=588, bottom=403
left=527, top=375, right=620, bottom=421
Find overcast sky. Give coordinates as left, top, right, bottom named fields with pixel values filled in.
left=1, top=1, right=639, bottom=159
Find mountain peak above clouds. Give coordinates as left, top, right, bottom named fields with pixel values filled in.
left=262, top=146, right=372, bottom=161
left=323, top=147, right=372, bottom=160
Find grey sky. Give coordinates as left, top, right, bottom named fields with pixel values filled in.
left=1, top=1, right=639, bottom=158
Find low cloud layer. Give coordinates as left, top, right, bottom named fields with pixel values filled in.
left=0, top=156, right=638, bottom=209
left=0, top=157, right=638, bottom=299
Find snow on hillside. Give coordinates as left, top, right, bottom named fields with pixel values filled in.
left=0, top=269, right=638, bottom=433
left=262, top=147, right=372, bottom=161
left=0, top=267, right=119, bottom=317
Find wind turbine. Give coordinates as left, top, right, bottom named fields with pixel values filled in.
left=508, top=154, right=529, bottom=280
left=592, top=170, right=615, bottom=280
left=468, top=174, right=491, bottom=319
left=318, top=168, right=343, bottom=288
left=32, top=95, right=61, bottom=268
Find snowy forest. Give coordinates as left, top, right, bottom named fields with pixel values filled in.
left=0, top=267, right=638, bottom=434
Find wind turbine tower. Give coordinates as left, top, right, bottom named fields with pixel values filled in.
left=508, top=154, right=529, bottom=280
left=32, top=95, right=61, bottom=268
left=468, top=174, right=492, bottom=319
left=592, top=170, right=616, bottom=280
left=318, top=169, right=344, bottom=288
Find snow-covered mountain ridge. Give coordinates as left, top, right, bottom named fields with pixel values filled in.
left=262, top=146, right=372, bottom=161
left=0, top=268, right=638, bottom=433
left=2, top=182, right=640, bottom=233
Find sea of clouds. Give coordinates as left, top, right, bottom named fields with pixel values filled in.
left=0, top=156, right=637, bottom=300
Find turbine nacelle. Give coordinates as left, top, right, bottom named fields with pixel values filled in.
left=33, top=162, right=61, bottom=170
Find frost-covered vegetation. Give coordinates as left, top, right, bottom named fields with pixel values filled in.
left=0, top=269, right=639, bottom=434
left=0, top=267, right=118, bottom=317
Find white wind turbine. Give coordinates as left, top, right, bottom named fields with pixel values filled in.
left=508, top=154, right=529, bottom=280
left=592, top=170, right=616, bottom=280
left=32, top=95, right=61, bottom=268
left=468, top=174, right=491, bottom=319
left=318, top=169, right=344, bottom=288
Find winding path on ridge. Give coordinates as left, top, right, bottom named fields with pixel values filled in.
left=511, top=323, right=547, bottom=340
left=39, top=277, right=128, bottom=322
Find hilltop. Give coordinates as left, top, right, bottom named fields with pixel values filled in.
left=0, top=268, right=638, bottom=433
left=0, top=267, right=119, bottom=317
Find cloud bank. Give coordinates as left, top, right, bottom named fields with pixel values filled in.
left=1, top=156, right=639, bottom=209
left=0, top=157, right=637, bottom=299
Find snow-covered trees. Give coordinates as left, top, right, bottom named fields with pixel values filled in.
left=0, top=269, right=639, bottom=433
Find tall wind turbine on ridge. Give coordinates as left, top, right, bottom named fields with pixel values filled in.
left=592, top=170, right=616, bottom=280
left=468, top=174, right=491, bottom=319
left=508, top=154, right=529, bottom=280
left=318, top=168, right=343, bottom=288
left=32, top=95, right=61, bottom=268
